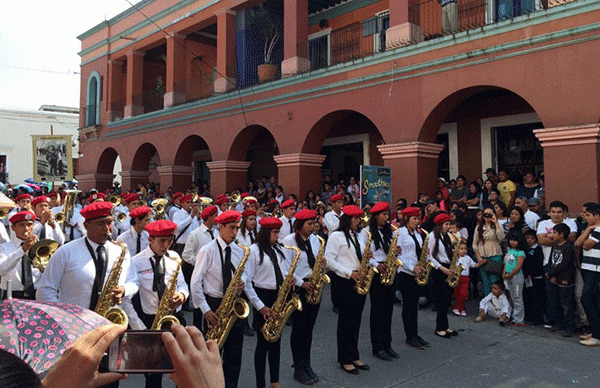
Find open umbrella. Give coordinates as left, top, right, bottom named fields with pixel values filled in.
left=14, top=184, right=34, bottom=193
left=24, top=178, right=34, bottom=184
left=0, top=299, right=111, bottom=373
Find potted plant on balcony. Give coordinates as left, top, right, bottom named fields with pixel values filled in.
left=249, top=4, right=282, bottom=83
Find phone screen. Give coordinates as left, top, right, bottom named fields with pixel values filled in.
left=108, top=330, right=174, bottom=373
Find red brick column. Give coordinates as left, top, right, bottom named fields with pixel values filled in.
left=214, top=9, right=237, bottom=93
left=281, top=0, right=311, bottom=77
left=164, top=33, right=187, bottom=107
left=157, top=165, right=194, bottom=194
left=206, top=160, right=250, bottom=195
left=386, top=0, right=423, bottom=49
left=120, top=170, right=150, bottom=192
left=76, top=173, right=115, bottom=192
left=273, top=153, right=326, bottom=199
left=125, top=50, right=144, bottom=117
left=107, top=59, right=124, bottom=121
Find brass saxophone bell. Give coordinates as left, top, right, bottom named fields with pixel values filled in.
left=105, top=307, right=129, bottom=327
left=108, top=194, right=122, bottom=206
left=156, top=315, right=180, bottom=330
left=28, top=239, right=59, bottom=271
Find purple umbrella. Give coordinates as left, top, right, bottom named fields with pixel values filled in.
left=0, top=299, right=111, bottom=373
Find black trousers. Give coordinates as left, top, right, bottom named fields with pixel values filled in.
left=431, top=266, right=452, bottom=332
left=253, top=287, right=280, bottom=388
left=523, top=277, right=545, bottom=325
left=205, top=295, right=245, bottom=388
left=397, top=271, right=423, bottom=340
left=369, top=272, right=395, bottom=353
left=1, top=289, right=36, bottom=300
left=330, top=273, right=366, bottom=365
left=290, top=287, right=320, bottom=368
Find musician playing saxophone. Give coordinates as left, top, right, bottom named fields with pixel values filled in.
left=280, top=209, right=321, bottom=385
left=124, top=219, right=188, bottom=388
left=366, top=202, right=401, bottom=361
left=190, top=210, right=246, bottom=388
left=324, top=205, right=370, bottom=375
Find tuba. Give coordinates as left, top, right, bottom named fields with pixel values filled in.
left=445, top=233, right=465, bottom=288
left=151, top=254, right=182, bottom=330
left=205, top=242, right=251, bottom=348
left=415, top=229, right=434, bottom=286
left=262, top=243, right=303, bottom=342
left=94, top=240, right=129, bottom=326
left=355, top=230, right=377, bottom=295
left=305, top=235, right=330, bottom=305
left=61, top=189, right=81, bottom=233
left=27, top=239, right=59, bottom=272
left=379, top=224, right=404, bottom=286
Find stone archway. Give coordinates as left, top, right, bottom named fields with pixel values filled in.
left=166, top=135, right=212, bottom=193
left=124, top=143, right=161, bottom=191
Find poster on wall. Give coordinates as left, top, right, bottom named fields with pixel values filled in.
left=32, top=135, right=73, bottom=182
left=360, top=165, right=391, bottom=208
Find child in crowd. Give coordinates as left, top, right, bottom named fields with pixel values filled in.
left=546, top=223, right=577, bottom=337
left=503, top=231, right=527, bottom=326
left=523, top=230, right=545, bottom=325
left=452, top=242, right=484, bottom=316
left=475, top=281, right=511, bottom=325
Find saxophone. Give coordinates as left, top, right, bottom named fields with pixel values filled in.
left=205, top=242, right=251, bottom=348
left=355, top=230, right=377, bottom=295
left=380, top=224, right=404, bottom=286
left=415, top=229, right=435, bottom=286
left=445, top=233, right=465, bottom=288
left=94, top=240, right=129, bottom=326
left=262, top=243, right=303, bottom=343
left=151, top=254, right=182, bottom=330
left=305, top=235, right=330, bottom=305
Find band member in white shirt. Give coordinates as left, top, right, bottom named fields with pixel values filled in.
left=117, top=205, right=151, bottom=256
left=237, top=209, right=258, bottom=246
left=0, top=211, right=39, bottom=299
left=31, top=196, right=65, bottom=245
left=278, top=200, right=296, bottom=240
left=367, top=202, right=401, bottom=361
left=325, top=205, right=370, bottom=375
left=114, top=193, right=143, bottom=235
left=125, top=219, right=188, bottom=388
left=397, top=207, right=430, bottom=349
left=323, top=193, right=344, bottom=235
left=191, top=210, right=247, bottom=388
left=281, top=209, right=322, bottom=385
left=167, top=192, right=183, bottom=220
left=8, top=193, right=32, bottom=219
left=215, top=195, right=229, bottom=215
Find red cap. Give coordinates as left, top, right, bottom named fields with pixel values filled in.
left=401, top=207, right=421, bottom=218
left=16, top=194, right=32, bottom=202
left=281, top=199, right=295, bottom=209
left=125, top=193, right=140, bottom=204
left=201, top=205, right=218, bottom=221
left=130, top=205, right=152, bottom=219
left=119, top=192, right=128, bottom=198
left=180, top=194, right=193, bottom=203
left=215, top=210, right=241, bottom=224
left=80, top=201, right=114, bottom=220
left=295, top=209, right=317, bottom=221
left=216, top=196, right=228, bottom=206
left=47, top=192, right=58, bottom=199
left=259, top=217, right=283, bottom=229
left=240, top=192, right=250, bottom=199
left=216, top=194, right=227, bottom=200
left=330, top=193, right=344, bottom=203
left=31, top=196, right=49, bottom=207
left=434, top=213, right=452, bottom=225
left=88, top=192, right=106, bottom=203
left=243, top=197, right=257, bottom=205
left=342, top=205, right=363, bottom=217
left=370, top=202, right=390, bottom=214
left=9, top=211, right=36, bottom=224
left=172, top=192, right=183, bottom=201
left=241, top=209, right=256, bottom=218
left=145, top=220, right=177, bottom=237
left=268, top=199, right=279, bottom=206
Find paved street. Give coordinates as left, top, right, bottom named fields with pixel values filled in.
left=122, top=287, right=598, bottom=388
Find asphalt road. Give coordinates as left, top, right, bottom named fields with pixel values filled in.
left=121, top=286, right=598, bottom=388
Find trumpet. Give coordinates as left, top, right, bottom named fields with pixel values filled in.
left=108, top=194, right=122, bottom=206
left=54, top=212, right=66, bottom=223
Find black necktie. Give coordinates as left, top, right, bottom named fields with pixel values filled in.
left=90, top=245, right=106, bottom=308
left=289, top=219, right=293, bottom=233
left=409, top=232, right=422, bottom=260
left=304, top=239, right=316, bottom=268
left=136, top=233, right=141, bottom=254
left=249, top=231, right=255, bottom=244
left=351, top=232, right=362, bottom=261
left=20, top=243, right=33, bottom=295
left=268, top=248, right=284, bottom=289
left=208, top=229, right=214, bottom=240
left=150, top=255, right=166, bottom=299
left=380, top=229, right=390, bottom=254
left=40, top=223, right=46, bottom=240
left=222, top=246, right=232, bottom=294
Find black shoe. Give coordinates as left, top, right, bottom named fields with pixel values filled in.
left=352, top=362, right=370, bottom=370
left=294, top=367, right=314, bottom=384
left=374, top=350, right=393, bottom=361
left=417, top=336, right=430, bottom=347
left=435, top=330, right=451, bottom=339
left=340, top=364, right=359, bottom=375
left=549, top=326, right=563, bottom=333
left=562, top=329, right=574, bottom=338
left=447, top=329, right=458, bottom=337
left=305, top=364, right=318, bottom=382
left=243, top=324, right=255, bottom=337
left=385, top=348, right=400, bottom=358
left=405, top=337, right=425, bottom=349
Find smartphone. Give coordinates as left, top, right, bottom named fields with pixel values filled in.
left=108, top=330, right=174, bottom=373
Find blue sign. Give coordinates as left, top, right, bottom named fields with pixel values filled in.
left=360, top=165, right=391, bottom=208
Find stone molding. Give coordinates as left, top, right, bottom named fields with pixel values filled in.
left=273, top=153, right=326, bottom=167
left=377, top=142, right=445, bottom=159
left=206, top=160, right=250, bottom=173
left=119, top=170, right=151, bottom=178
left=156, top=165, right=195, bottom=175
left=534, top=124, right=600, bottom=147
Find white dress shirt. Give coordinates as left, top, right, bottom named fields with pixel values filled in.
left=244, top=243, right=289, bottom=311
left=125, top=247, right=189, bottom=329
left=117, top=226, right=150, bottom=257
left=278, top=216, right=295, bottom=240
left=367, top=226, right=399, bottom=268
left=172, top=208, right=199, bottom=245
left=428, top=231, right=451, bottom=269
left=190, top=237, right=247, bottom=314
left=524, top=210, right=540, bottom=230
left=236, top=229, right=256, bottom=247
left=36, top=237, right=134, bottom=309
left=323, top=210, right=342, bottom=235
left=33, top=220, right=65, bottom=245
left=281, top=233, right=322, bottom=284
left=114, top=211, right=131, bottom=234
left=0, top=234, right=42, bottom=291
left=167, top=204, right=181, bottom=220
left=0, top=223, right=9, bottom=244
left=182, top=223, right=217, bottom=265
left=325, top=230, right=366, bottom=279
left=398, top=227, right=423, bottom=275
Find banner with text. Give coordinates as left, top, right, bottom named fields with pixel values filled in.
left=360, top=165, right=391, bottom=208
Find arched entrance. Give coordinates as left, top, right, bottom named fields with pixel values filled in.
left=95, top=147, right=120, bottom=191
left=172, top=135, right=212, bottom=193
left=127, top=143, right=161, bottom=192
left=229, top=125, right=279, bottom=189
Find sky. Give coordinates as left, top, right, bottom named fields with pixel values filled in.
left=0, top=0, right=142, bottom=112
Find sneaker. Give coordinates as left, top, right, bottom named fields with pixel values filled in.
left=580, top=337, right=600, bottom=346
left=461, top=311, right=467, bottom=316
left=580, top=333, right=593, bottom=340
left=452, top=309, right=461, bottom=316
left=544, top=324, right=554, bottom=329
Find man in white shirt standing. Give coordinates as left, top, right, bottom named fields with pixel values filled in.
left=515, top=196, right=540, bottom=230
left=117, top=205, right=151, bottom=257
left=278, top=199, right=296, bottom=240
left=114, top=193, right=143, bottom=235
left=31, top=195, right=65, bottom=246
left=167, top=192, right=183, bottom=220
left=323, top=193, right=344, bottom=235
left=172, top=193, right=199, bottom=310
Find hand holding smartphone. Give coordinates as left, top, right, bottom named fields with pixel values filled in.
left=108, top=331, right=174, bottom=373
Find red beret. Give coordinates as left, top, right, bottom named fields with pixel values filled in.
left=31, top=196, right=49, bottom=207
left=172, top=192, right=183, bottom=201
left=9, top=211, right=36, bottom=224
left=216, top=196, right=229, bottom=206
left=216, top=194, right=227, bottom=200
left=342, top=205, right=363, bottom=217
left=16, top=194, right=32, bottom=202
left=243, top=197, right=257, bottom=205
left=180, top=194, right=193, bottom=203
left=80, top=201, right=114, bottom=220
left=125, top=193, right=140, bottom=204
left=295, top=209, right=317, bottom=221
left=240, top=192, right=250, bottom=199
left=47, top=192, right=58, bottom=199
left=215, top=210, right=241, bottom=224
left=401, top=207, right=421, bottom=218
left=145, top=220, right=177, bottom=237
left=119, top=192, right=128, bottom=198
left=434, top=213, right=452, bottom=225
left=242, top=209, right=256, bottom=218
left=201, top=205, right=218, bottom=221
left=88, top=192, right=106, bottom=203
left=370, top=202, right=390, bottom=214
left=330, top=194, right=344, bottom=203
left=268, top=199, right=279, bottom=206
left=130, top=205, right=151, bottom=219
left=259, top=217, right=283, bottom=229
left=281, top=199, right=295, bottom=209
